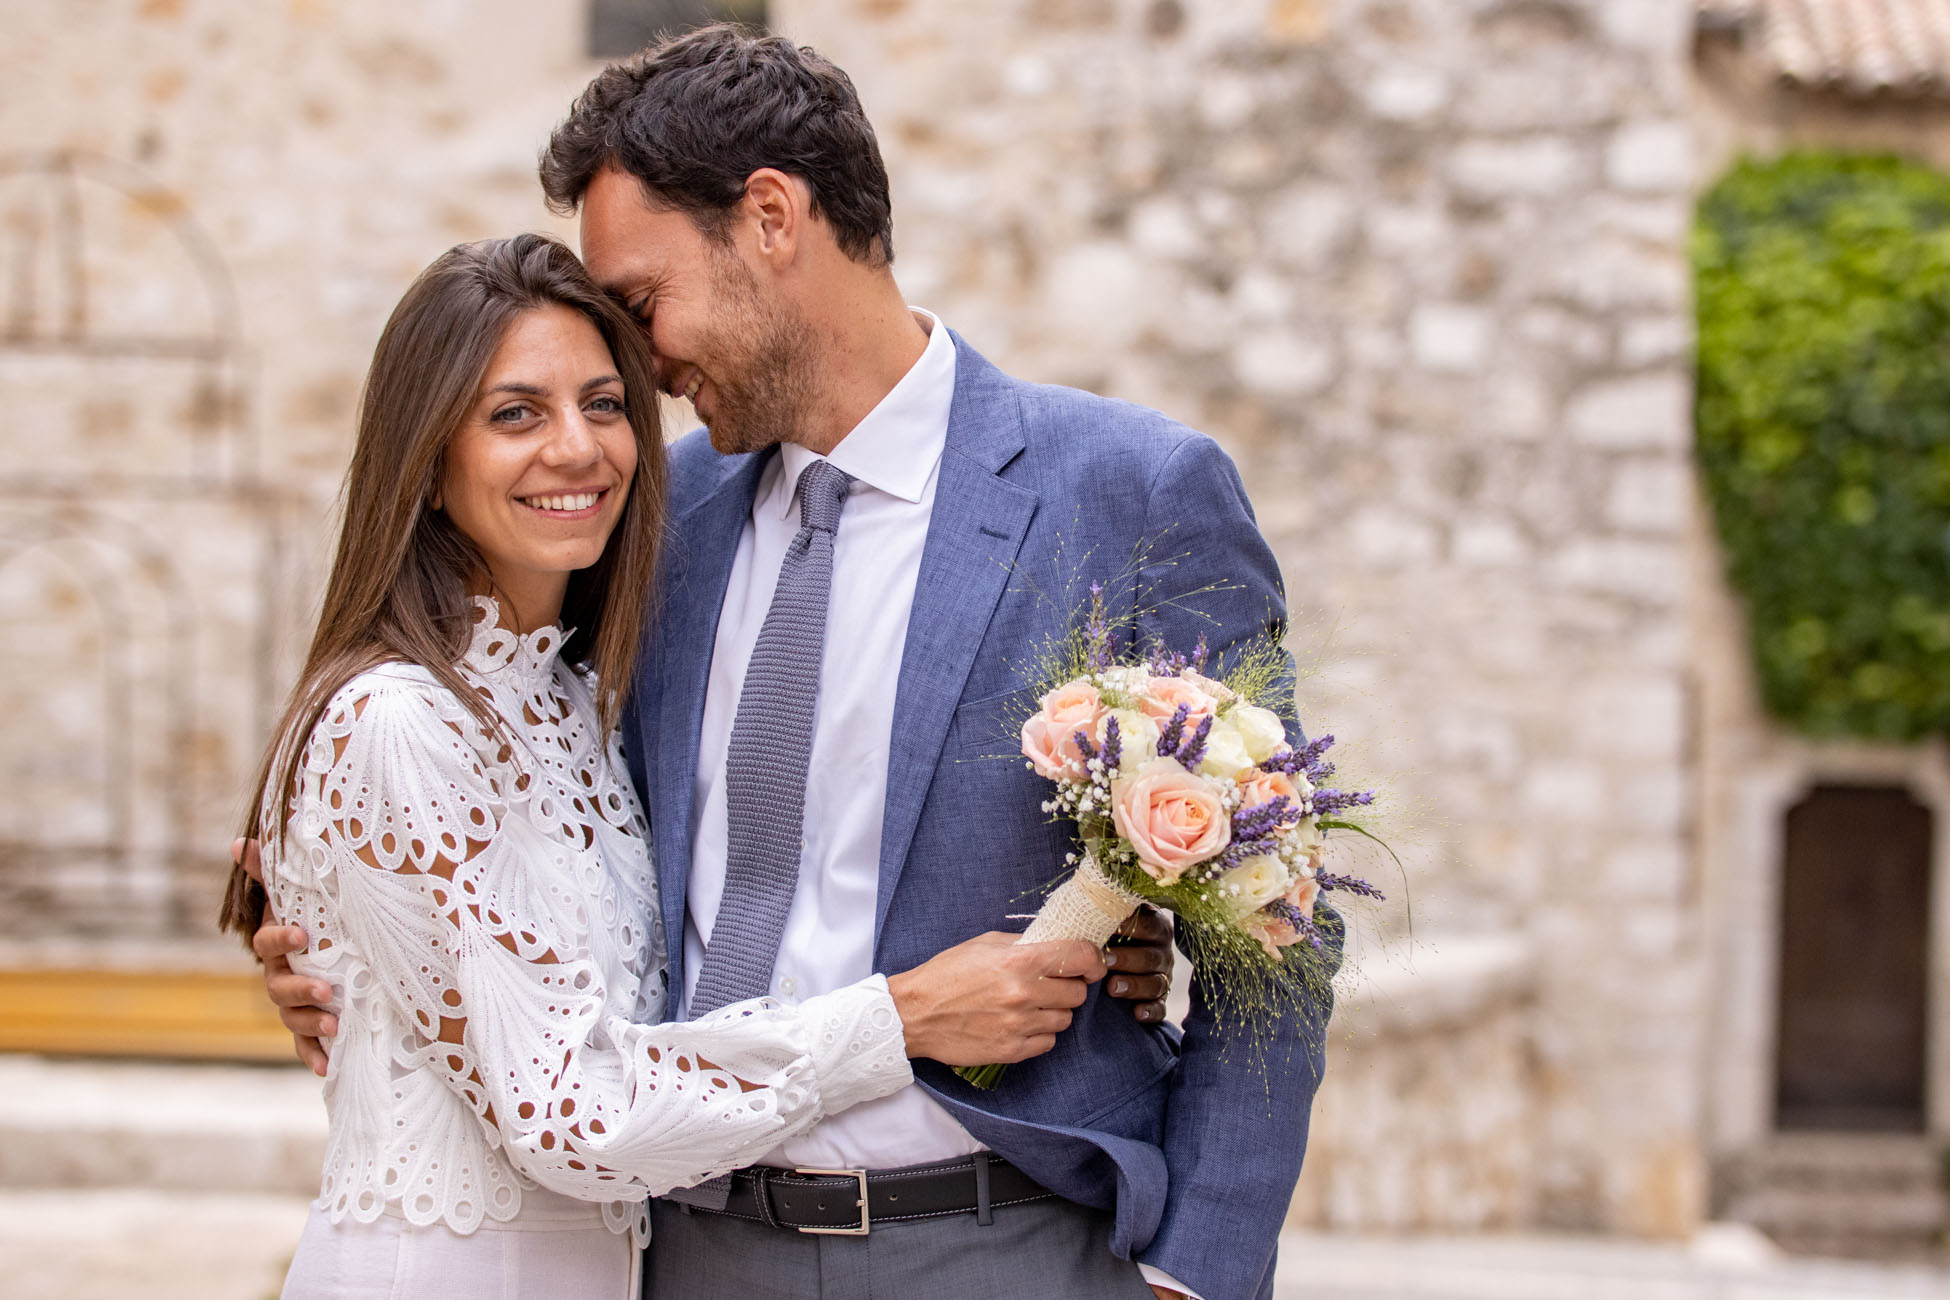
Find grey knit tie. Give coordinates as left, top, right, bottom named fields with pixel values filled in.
left=689, top=458, right=853, bottom=1016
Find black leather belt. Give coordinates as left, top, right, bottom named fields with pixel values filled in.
left=678, top=1154, right=1055, bottom=1235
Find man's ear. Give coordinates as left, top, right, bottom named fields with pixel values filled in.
left=742, top=168, right=806, bottom=267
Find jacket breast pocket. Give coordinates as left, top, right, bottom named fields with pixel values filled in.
left=948, top=685, right=1038, bottom=759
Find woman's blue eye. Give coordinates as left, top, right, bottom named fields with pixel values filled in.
left=588, top=395, right=626, bottom=414
left=491, top=404, right=530, bottom=423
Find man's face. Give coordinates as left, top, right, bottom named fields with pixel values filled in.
left=579, top=166, right=816, bottom=455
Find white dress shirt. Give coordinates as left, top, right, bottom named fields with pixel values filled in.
left=683, top=308, right=981, bottom=1171
left=681, top=311, right=1197, bottom=1296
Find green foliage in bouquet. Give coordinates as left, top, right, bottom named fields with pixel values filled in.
left=1695, top=151, right=1950, bottom=739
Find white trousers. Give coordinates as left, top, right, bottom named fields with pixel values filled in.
left=281, top=1188, right=638, bottom=1300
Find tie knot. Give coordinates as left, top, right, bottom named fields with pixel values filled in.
left=794, top=460, right=852, bottom=535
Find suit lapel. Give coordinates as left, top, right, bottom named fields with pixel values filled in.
left=650, top=450, right=770, bottom=1001
left=875, top=337, right=1037, bottom=946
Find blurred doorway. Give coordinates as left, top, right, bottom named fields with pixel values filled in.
left=1775, top=784, right=1931, bottom=1132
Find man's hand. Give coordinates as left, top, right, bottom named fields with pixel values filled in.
left=887, top=933, right=1106, bottom=1066
left=1105, top=906, right=1173, bottom=1024
left=234, top=837, right=334, bottom=1078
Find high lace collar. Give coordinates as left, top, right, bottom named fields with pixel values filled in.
left=461, top=596, right=567, bottom=691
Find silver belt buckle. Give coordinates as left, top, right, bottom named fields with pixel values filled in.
left=791, top=1166, right=870, bottom=1235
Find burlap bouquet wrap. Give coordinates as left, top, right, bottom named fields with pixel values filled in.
left=1015, top=849, right=1144, bottom=947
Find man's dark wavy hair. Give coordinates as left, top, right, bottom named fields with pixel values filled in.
left=541, top=23, right=895, bottom=267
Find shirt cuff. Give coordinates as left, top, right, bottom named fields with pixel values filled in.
left=1137, top=1264, right=1203, bottom=1298
left=796, top=974, right=915, bottom=1117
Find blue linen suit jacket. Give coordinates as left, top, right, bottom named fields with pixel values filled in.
left=623, top=333, right=1331, bottom=1300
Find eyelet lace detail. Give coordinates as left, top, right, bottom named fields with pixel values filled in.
left=263, top=597, right=911, bottom=1243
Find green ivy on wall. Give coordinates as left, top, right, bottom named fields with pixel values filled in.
left=1695, top=152, right=1950, bottom=740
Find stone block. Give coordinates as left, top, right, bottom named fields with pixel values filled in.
left=1572, top=676, right=1688, bottom=762
left=1448, top=136, right=1585, bottom=199
left=1348, top=505, right=1441, bottom=566
left=1606, top=120, right=1693, bottom=192
left=1567, top=373, right=1691, bottom=448
left=1618, top=314, right=1692, bottom=367
left=1127, top=194, right=1203, bottom=260
left=1410, top=303, right=1493, bottom=373
left=1605, top=458, right=1692, bottom=534
left=1548, top=537, right=1685, bottom=604
left=1231, top=329, right=1338, bottom=396
left=1363, top=65, right=1451, bottom=123
left=1452, top=518, right=1532, bottom=567
left=1522, top=762, right=1609, bottom=823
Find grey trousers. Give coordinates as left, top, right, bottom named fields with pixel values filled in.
left=643, top=1192, right=1158, bottom=1300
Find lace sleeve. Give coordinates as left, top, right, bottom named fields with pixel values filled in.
left=290, top=676, right=913, bottom=1201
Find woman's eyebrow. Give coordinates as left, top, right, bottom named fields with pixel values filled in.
left=484, top=381, right=548, bottom=398
left=581, top=374, right=623, bottom=393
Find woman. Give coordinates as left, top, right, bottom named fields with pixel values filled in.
left=218, top=234, right=1099, bottom=1298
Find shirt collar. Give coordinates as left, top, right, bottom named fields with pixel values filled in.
left=775, top=308, right=955, bottom=518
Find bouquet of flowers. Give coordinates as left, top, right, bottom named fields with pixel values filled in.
left=956, top=583, right=1382, bottom=1089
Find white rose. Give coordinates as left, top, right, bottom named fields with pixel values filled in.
left=1196, top=716, right=1256, bottom=780
left=1285, top=817, right=1326, bottom=869
left=1218, top=854, right=1290, bottom=917
left=1228, top=704, right=1288, bottom=763
left=1096, top=707, right=1161, bottom=767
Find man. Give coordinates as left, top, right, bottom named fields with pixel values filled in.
left=256, top=24, right=1329, bottom=1300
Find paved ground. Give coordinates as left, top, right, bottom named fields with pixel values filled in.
left=1273, top=1228, right=1950, bottom=1299
left=7, top=1189, right=1950, bottom=1300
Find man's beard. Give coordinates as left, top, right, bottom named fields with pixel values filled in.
left=695, top=250, right=819, bottom=456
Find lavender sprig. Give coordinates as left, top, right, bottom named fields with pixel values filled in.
left=1175, top=713, right=1214, bottom=770
left=1312, top=788, right=1375, bottom=817
left=1071, top=729, right=1100, bottom=764
left=1190, top=633, right=1209, bottom=674
left=1231, top=795, right=1295, bottom=840
left=1101, top=714, right=1122, bottom=772
left=1156, top=702, right=1191, bottom=757
left=1316, top=871, right=1385, bottom=900
left=1263, top=900, right=1326, bottom=950
left=1084, top=582, right=1113, bottom=671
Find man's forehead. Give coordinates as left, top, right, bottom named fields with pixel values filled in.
left=578, top=171, right=685, bottom=288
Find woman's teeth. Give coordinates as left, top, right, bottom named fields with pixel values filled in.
left=522, top=492, right=600, bottom=511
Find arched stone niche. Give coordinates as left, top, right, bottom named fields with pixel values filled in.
left=0, top=153, right=280, bottom=943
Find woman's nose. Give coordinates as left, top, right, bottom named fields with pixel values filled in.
left=542, top=409, right=603, bottom=467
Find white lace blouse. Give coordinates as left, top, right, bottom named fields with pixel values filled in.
left=262, top=599, right=912, bottom=1244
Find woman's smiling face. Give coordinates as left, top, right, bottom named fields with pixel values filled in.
left=435, top=303, right=637, bottom=629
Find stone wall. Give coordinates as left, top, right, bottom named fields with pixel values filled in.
left=0, top=0, right=1705, bottom=1235
left=0, top=0, right=593, bottom=942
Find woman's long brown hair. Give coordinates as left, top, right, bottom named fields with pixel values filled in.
left=218, top=233, right=667, bottom=940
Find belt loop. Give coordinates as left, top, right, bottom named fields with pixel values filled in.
left=753, top=1167, right=782, bottom=1229
left=973, top=1151, right=993, bottom=1226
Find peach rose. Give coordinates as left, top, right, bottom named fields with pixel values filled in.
left=1237, top=769, right=1307, bottom=825
left=1020, top=680, right=1105, bottom=779
left=1242, top=871, right=1323, bottom=958
left=1136, top=677, right=1219, bottom=731
left=1180, top=669, right=1238, bottom=705
left=1110, top=757, right=1231, bottom=882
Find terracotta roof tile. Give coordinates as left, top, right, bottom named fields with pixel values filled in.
left=1699, top=0, right=1950, bottom=95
